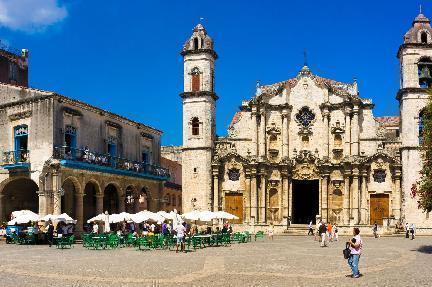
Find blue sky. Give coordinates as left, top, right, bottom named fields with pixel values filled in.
left=0, top=0, right=426, bottom=145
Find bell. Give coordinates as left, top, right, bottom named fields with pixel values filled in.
left=419, top=66, right=432, bottom=81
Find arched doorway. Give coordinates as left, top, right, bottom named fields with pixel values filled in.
left=61, top=178, right=78, bottom=218
left=1, top=178, right=38, bottom=221
left=83, top=181, right=98, bottom=223
left=139, top=187, right=150, bottom=210
left=103, top=184, right=119, bottom=214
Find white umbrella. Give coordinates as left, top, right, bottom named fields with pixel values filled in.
left=181, top=210, right=217, bottom=223
left=214, top=211, right=239, bottom=220
left=42, top=213, right=77, bottom=224
left=109, top=212, right=131, bottom=224
left=181, top=210, right=201, bottom=221
left=8, top=211, right=40, bottom=225
left=199, top=210, right=217, bottom=222
left=130, top=211, right=164, bottom=223
left=87, top=213, right=105, bottom=223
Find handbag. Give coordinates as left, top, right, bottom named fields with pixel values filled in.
left=343, top=242, right=351, bottom=259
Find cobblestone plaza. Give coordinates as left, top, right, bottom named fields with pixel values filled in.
left=0, top=235, right=431, bottom=287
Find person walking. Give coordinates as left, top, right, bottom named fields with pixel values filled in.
left=409, top=223, right=416, bottom=240
left=327, top=222, right=333, bottom=242
left=267, top=222, right=274, bottom=240
left=405, top=222, right=410, bottom=239
left=314, top=220, right=321, bottom=241
left=373, top=222, right=378, bottom=238
left=46, top=221, right=54, bottom=247
left=175, top=222, right=186, bottom=253
left=333, top=223, right=339, bottom=242
left=308, top=221, right=314, bottom=236
left=347, top=227, right=363, bottom=278
left=319, top=222, right=327, bottom=247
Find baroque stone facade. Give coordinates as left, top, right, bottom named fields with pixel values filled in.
left=178, top=14, right=432, bottom=231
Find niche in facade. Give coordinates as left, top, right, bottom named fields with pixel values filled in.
left=373, top=169, right=386, bottom=183
left=228, top=168, right=240, bottom=181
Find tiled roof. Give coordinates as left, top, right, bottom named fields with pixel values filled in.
left=228, top=111, right=242, bottom=129
left=375, top=116, right=400, bottom=127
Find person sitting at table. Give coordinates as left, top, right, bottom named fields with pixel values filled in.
left=214, top=227, right=221, bottom=234
left=206, top=226, right=212, bottom=235
left=190, top=224, right=198, bottom=236
left=221, top=224, right=227, bottom=234
left=92, top=222, right=99, bottom=234
left=56, top=223, right=63, bottom=237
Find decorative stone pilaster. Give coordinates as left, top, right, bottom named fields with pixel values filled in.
left=96, top=194, right=104, bottom=214
left=393, top=168, right=402, bottom=220
left=351, top=168, right=360, bottom=225
left=251, top=106, right=259, bottom=157
left=52, top=172, right=61, bottom=215
left=344, top=107, right=352, bottom=156
left=259, top=109, right=266, bottom=159
left=259, top=168, right=266, bottom=223
left=360, top=171, right=368, bottom=224
left=212, top=164, right=220, bottom=212
left=38, top=191, right=46, bottom=216
left=282, top=109, right=289, bottom=158
left=244, top=171, right=251, bottom=223
left=343, top=171, right=351, bottom=225
left=320, top=103, right=331, bottom=158
left=119, top=194, right=126, bottom=212
left=75, top=193, right=84, bottom=233
left=250, top=166, right=258, bottom=224
left=321, top=174, right=329, bottom=222
left=351, top=104, right=360, bottom=156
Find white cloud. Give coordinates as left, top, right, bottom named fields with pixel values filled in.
left=0, top=0, right=68, bottom=32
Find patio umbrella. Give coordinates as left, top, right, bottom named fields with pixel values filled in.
left=214, top=211, right=239, bottom=220
left=42, top=213, right=77, bottom=224
left=8, top=211, right=40, bottom=225
left=130, top=211, right=164, bottom=223
left=109, top=212, right=132, bottom=224
left=87, top=213, right=105, bottom=223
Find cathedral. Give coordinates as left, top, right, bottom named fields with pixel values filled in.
left=179, top=12, right=432, bottom=233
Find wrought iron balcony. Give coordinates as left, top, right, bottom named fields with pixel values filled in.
left=1, top=150, right=30, bottom=169
left=53, top=146, right=170, bottom=180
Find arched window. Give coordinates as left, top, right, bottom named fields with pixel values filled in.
left=193, top=38, right=199, bottom=50
left=191, top=117, right=200, bottom=136
left=418, top=57, right=432, bottom=88
left=421, top=32, right=428, bottom=44
left=419, top=110, right=425, bottom=145
left=191, top=67, right=200, bottom=92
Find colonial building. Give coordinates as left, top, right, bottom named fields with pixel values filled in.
left=179, top=13, right=432, bottom=232
left=0, top=46, right=170, bottom=232
left=161, top=156, right=182, bottom=213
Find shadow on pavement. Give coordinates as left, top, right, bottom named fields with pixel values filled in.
left=415, top=245, right=432, bottom=254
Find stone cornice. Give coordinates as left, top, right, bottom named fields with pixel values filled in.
left=396, top=87, right=429, bottom=101
left=180, top=49, right=218, bottom=59
left=397, top=43, right=432, bottom=59
left=180, top=91, right=218, bottom=101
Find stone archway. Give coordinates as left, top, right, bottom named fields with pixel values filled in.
left=125, top=185, right=139, bottom=213
left=0, top=177, right=39, bottom=221
left=61, top=176, right=80, bottom=219
left=103, top=183, right=119, bottom=214
left=83, top=180, right=100, bottom=224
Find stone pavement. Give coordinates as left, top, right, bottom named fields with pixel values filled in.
left=0, top=235, right=431, bottom=287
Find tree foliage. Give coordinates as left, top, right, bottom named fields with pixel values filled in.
left=417, top=91, right=432, bottom=212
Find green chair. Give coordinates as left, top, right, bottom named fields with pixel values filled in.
left=136, top=237, right=150, bottom=251
left=255, top=231, right=265, bottom=241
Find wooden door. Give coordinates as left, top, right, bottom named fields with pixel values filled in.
left=225, top=194, right=243, bottom=224
left=370, top=194, right=389, bottom=225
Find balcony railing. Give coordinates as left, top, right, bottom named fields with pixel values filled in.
left=2, top=150, right=30, bottom=165
left=53, top=146, right=170, bottom=179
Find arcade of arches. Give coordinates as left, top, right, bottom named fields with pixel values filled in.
left=0, top=168, right=163, bottom=232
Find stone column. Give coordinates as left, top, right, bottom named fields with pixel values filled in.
left=212, top=165, right=220, bottom=212
left=0, top=194, right=4, bottom=221
left=318, top=178, right=322, bottom=220
left=351, top=105, right=360, bottom=156
left=96, top=194, right=104, bottom=214
left=360, top=172, right=368, bottom=224
left=259, top=170, right=266, bottom=223
left=288, top=179, right=293, bottom=219
left=259, top=109, right=266, bottom=159
left=282, top=174, right=289, bottom=225
left=134, top=197, right=140, bottom=213
left=118, top=194, right=126, bottom=212
left=244, top=173, right=251, bottom=223
left=344, top=107, right=352, bottom=157
left=251, top=106, right=259, bottom=157
left=321, top=175, right=329, bottom=222
left=52, top=172, right=61, bottom=215
left=351, top=170, right=360, bottom=225
left=393, top=169, right=402, bottom=220
left=75, top=193, right=84, bottom=233
left=38, top=191, right=46, bottom=216
left=322, top=107, right=330, bottom=157
left=250, top=168, right=258, bottom=223
left=343, top=173, right=350, bottom=225
left=282, top=110, right=289, bottom=158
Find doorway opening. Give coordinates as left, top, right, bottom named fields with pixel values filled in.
left=292, top=180, right=319, bottom=224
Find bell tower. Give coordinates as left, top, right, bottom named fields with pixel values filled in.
left=180, top=24, right=218, bottom=212
left=398, top=12, right=432, bottom=225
